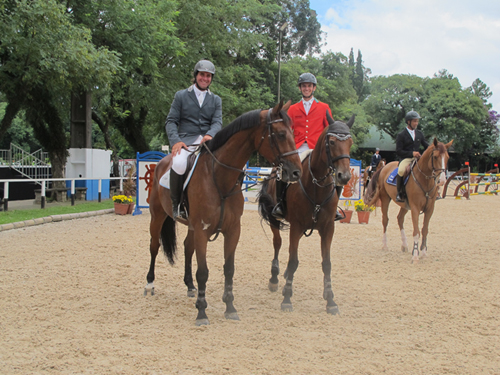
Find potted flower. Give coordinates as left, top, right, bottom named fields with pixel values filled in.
left=112, top=194, right=134, bottom=215
left=354, top=199, right=375, bottom=224
left=339, top=200, right=353, bottom=223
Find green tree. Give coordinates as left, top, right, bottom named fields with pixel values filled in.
left=362, top=74, right=425, bottom=139
left=0, top=0, right=119, bottom=179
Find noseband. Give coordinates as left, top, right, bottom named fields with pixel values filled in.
left=259, top=108, right=299, bottom=181
left=308, top=131, right=352, bottom=187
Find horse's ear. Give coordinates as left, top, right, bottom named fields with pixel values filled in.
left=282, top=100, right=292, bottom=113
left=326, top=110, right=334, bottom=125
left=346, top=114, right=355, bottom=128
left=433, top=138, right=438, bottom=147
left=273, top=101, right=284, bottom=115
left=445, top=139, right=453, bottom=149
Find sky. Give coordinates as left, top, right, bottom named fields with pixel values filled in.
left=308, top=0, right=500, bottom=112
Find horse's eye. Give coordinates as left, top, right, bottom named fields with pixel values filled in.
left=275, top=131, right=286, bottom=141
left=329, top=139, right=335, bottom=146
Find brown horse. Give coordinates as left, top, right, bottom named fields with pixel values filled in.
left=258, top=113, right=354, bottom=314
left=146, top=102, right=302, bottom=325
left=362, top=158, right=386, bottom=195
left=364, top=138, right=453, bottom=263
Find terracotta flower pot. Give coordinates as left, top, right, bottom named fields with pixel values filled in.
left=357, top=211, right=370, bottom=224
left=127, top=203, right=135, bottom=214
left=114, top=202, right=130, bottom=215
left=339, top=210, right=353, bottom=223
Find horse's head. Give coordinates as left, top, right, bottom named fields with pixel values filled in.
left=258, top=101, right=302, bottom=183
left=316, top=112, right=354, bottom=186
left=422, top=138, right=454, bottom=185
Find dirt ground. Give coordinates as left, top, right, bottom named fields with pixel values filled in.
left=1, top=196, right=499, bottom=374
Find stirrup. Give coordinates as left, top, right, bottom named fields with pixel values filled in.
left=334, top=210, right=343, bottom=221
left=271, top=203, right=285, bottom=221
left=396, top=194, right=405, bottom=203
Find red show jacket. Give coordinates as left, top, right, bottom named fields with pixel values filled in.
left=288, top=100, right=333, bottom=149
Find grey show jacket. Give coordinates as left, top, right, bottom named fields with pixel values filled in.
left=165, top=85, right=222, bottom=147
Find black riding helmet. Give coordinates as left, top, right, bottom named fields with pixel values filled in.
left=405, top=110, right=421, bottom=124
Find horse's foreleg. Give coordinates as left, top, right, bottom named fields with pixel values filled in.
left=222, top=225, right=240, bottom=321
left=193, top=231, right=210, bottom=326
left=281, top=228, right=301, bottom=312
left=420, top=206, right=435, bottom=258
left=381, top=195, right=390, bottom=251
left=319, top=228, right=338, bottom=315
left=410, top=209, right=421, bottom=263
left=269, top=226, right=282, bottom=292
left=145, top=212, right=167, bottom=296
left=183, top=231, right=197, bottom=297
left=397, top=208, right=409, bottom=252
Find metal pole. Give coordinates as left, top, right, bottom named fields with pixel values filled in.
left=278, top=29, right=282, bottom=103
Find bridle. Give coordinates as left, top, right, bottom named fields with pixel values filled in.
left=256, top=108, right=299, bottom=181
left=299, top=130, right=352, bottom=235
left=307, top=131, right=352, bottom=188
left=202, top=107, right=298, bottom=241
left=411, top=147, right=447, bottom=213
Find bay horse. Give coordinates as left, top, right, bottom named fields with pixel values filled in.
left=258, top=113, right=354, bottom=314
left=362, top=158, right=386, bottom=195
left=364, top=138, right=453, bottom=263
left=146, top=102, right=302, bottom=325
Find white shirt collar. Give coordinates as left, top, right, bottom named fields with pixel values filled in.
left=406, top=127, right=415, bottom=140
left=192, top=84, right=207, bottom=97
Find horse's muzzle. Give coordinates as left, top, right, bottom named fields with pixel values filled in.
left=280, top=162, right=302, bottom=183
left=336, top=170, right=351, bottom=186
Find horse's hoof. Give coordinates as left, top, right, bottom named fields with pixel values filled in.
left=187, top=289, right=196, bottom=298
left=144, top=285, right=154, bottom=296
left=268, top=281, right=279, bottom=292
left=224, top=312, right=240, bottom=321
left=401, top=246, right=408, bottom=252
left=281, top=303, right=293, bottom=312
left=195, top=318, right=210, bottom=326
left=327, top=305, right=339, bottom=315
left=411, top=257, right=419, bottom=264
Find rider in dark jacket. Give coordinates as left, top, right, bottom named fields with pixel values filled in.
left=395, top=111, right=429, bottom=202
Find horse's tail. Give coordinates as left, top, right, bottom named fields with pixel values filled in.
left=364, top=168, right=382, bottom=206
left=257, top=179, right=287, bottom=230
left=160, top=216, right=177, bottom=265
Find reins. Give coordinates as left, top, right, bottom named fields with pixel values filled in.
left=301, top=131, right=351, bottom=237
left=202, top=107, right=297, bottom=241
left=410, top=147, right=446, bottom=214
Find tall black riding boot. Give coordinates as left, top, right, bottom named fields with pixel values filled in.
left=271, top=180, right=287, bottom=221
left=396, top=174, right=405, bottom=202
left=170, top=170, right=187, bottom=221
left=334, top=186, right=344, bottom=221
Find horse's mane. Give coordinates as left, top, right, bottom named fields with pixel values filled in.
left=204, top=108, right=292, bottom=154
left=204, top=109, right=262, bottom=153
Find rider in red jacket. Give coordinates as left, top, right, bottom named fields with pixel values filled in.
left=272, top=73, right=343, bottom=222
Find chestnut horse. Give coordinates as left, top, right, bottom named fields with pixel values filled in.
left=364, top=138, right=453, bottom=263
left=362, top=158, right=386, bottom=195
left=146, top=102, right=302, bottom=325
left=258, top=113, right=354, bottom=314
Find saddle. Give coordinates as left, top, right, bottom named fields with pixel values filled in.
left=386, top=161, right=414, bottom=187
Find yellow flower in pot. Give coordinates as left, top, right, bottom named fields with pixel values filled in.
left=354, top=199, right=374, bottom=224
left=112, top=195, right=134, bottom=215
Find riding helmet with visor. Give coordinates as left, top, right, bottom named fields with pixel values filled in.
left=298, top=73, right=317, bottom=86
left=405, top=110, right=421, bottom=123
left=193, top=60, right=216, bottom=78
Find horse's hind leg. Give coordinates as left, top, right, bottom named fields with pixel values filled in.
left=319, top=227, right=338, bottom=315
left=269, top=226, right=282, bottom=292
left=397, top=207, right=409, bottom=252
left=183, top=231, right=197, bottom=297
left=145, top=210, right=167, bottom=296
left=410, top=208, right=421, bottom=263
left=222, top=224, right=240, bottom=321
left=281, top=227, right=301, bottom=312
